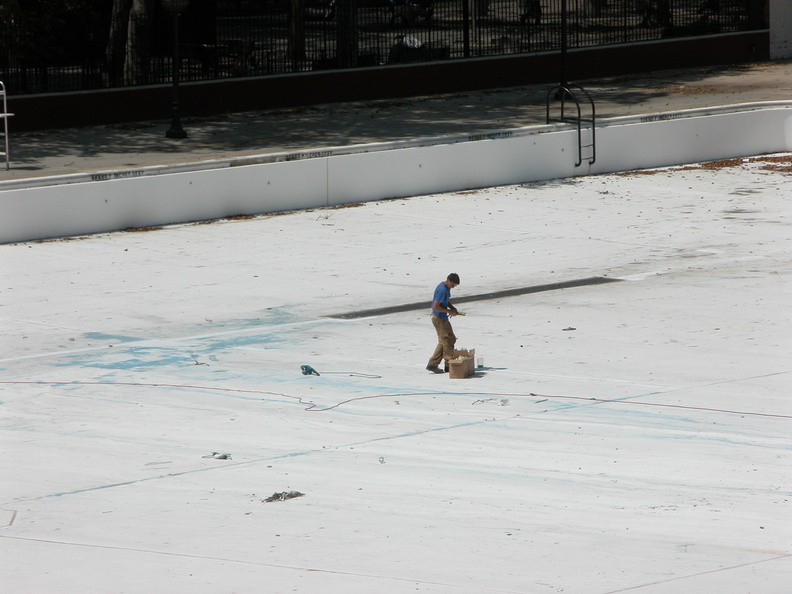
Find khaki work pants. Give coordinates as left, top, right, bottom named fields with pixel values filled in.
left=428, top=314, right=456, bottom=367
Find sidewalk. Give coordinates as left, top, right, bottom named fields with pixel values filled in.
left=2, top=59, right=791, bottom=181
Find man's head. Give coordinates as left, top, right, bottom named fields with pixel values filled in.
left=446, top=273, right=460, bottom=288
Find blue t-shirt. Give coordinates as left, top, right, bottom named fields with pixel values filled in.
left=432, top=282, right=451, bottom=320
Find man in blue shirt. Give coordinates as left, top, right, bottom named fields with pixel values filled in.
left=426, top=273, right=460, bottom=373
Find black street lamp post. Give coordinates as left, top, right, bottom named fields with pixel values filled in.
left=559, top=0, right=568, bottom=90
left=552, top=0, right=570, bottom=100
left=163, top=0, right=190, bottom=139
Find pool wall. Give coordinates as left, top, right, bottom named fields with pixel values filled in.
left=1, top=102, right=790, bottom=244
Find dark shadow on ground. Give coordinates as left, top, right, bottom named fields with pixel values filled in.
left=4, top=61, right=788, bottom=172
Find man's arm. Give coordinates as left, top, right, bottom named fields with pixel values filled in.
left=433, top=300, right=458, bottom=316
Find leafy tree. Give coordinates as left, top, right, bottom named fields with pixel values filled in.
left=0, top=0, right=108, bottom=91
left=1, top=0, right=106, bottom=65
left=107, top=0, right=217, bottom=86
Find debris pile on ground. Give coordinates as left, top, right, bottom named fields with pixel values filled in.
left=202, top=452, right=232, bottom=460
left=263, top=491, right=305, bottom=502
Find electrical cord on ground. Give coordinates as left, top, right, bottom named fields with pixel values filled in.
left=2, top=381, right=788, bottom=418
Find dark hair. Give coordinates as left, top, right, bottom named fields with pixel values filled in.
left=447, top=273, right=460, bottom=284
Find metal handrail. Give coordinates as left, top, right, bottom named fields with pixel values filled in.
left=0, top=81, right=13, bottom=170
left=546, top=84, right=596, bottom=167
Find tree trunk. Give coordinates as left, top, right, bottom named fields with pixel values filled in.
left=107, top=0, right=131, bottom=85
left=124, top=0, right=153, bottom=85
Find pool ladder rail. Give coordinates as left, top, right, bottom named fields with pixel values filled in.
left=0, top=81, right=12, bottom=170
left=546, top=84, right=596, bottom=167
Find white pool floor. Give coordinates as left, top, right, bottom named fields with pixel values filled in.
left=1, top=156, right=790, bottom=593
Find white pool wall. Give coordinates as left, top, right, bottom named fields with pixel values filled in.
left=1, top=102, right=790, bottom=244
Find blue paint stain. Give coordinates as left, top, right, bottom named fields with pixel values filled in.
left=53, top=346, right=191, bottom=370
left=84, top=332, right=140, bottom=343
left=193, top=332, right=287, bottom=352
left=52, top=310, right=304, bottom=371
left=53, top=335, right=288, bottom=371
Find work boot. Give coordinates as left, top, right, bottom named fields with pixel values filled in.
left=426, top=365, right=444, bottom=374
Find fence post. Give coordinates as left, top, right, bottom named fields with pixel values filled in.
left=337, top=0, right=359, bottom=68
left=290, top=0, right=306, bottom=62
left=462, top=0, right=471, bottom=58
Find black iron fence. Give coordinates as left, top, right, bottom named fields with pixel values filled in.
left=0, top=0, right=768, bottom=95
